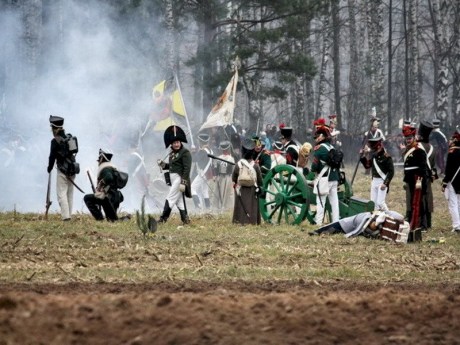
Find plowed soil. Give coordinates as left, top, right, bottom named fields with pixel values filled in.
left=1, top=281, right=459, bottom=345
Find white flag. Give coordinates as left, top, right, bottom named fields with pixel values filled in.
left=199, top=69, right=238, bottom=131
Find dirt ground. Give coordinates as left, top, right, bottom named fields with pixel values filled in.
left=0, top=281, right=459, bottom=345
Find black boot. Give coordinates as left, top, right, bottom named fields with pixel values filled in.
left=179, top=209, right=190, bottom=224
left=426, top=212, right=432, bottom=229
left=159, top=200, right=172, bottom=223
left=204, top=198, right=211, bottom=209
left=192, top=195, right=201, bottom=209
left=405, top=211, right=412, bottom=222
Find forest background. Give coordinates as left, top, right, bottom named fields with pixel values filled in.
left=1, top=0, right=460, bottom=141
left=1, top=0, right=460, bottom=213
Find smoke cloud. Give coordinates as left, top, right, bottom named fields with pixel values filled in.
left=0, top=1, right=169, bottom=214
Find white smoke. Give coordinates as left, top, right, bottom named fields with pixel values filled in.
left=0, top=1, right=170, bottom=214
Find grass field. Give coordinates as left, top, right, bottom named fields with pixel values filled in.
left=1, top=168, right=459, bottom=344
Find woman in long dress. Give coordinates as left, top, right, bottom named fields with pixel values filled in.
left=232, top=139, right=263, bottom=225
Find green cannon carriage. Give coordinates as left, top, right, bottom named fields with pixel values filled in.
left=259, top=164, right=374, bottom=225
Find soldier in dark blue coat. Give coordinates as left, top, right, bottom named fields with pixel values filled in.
left=400, top=124, right=430, bottom=228
left=84, top=149, right=124, bottom=222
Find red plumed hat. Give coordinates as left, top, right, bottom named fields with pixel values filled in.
left=402, top=125, right=416, bottom=137
left=314, top=125, right=331, bottom=138
left=313, top=118, right=326, bottom=127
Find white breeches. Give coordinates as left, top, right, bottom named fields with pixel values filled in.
left=56, top=170, right=74, bottom=220
left=446, top=183, right=460, bottom=229
left=370, top=177, right=389, bottom=211
left=315, top=181, right=339, bottom=225
left=166, top=173, right=185, bottom=211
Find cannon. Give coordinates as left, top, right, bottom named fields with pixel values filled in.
left=259, top=164, right=374, bottom=225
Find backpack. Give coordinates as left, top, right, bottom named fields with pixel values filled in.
left=237, top=159, right=257, bottom=187
left=113, top=170, right=129, bottom=189
left=56, top=133, right=80, bottom=176
left=58, top=133, right=79, bottom=157
left=327, top=147, right=343, bottom=169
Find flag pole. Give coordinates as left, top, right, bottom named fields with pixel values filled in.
left=174, top=72, right=195, bottom=148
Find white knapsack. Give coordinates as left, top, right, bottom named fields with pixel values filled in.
left=237, top=159, right=257, bottom=187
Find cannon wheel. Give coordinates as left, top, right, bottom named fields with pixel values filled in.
left=259, top=164, right=316, bottom=225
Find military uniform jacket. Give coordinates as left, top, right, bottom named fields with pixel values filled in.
left=402, top=143, right=429, bottom=183
left=284, top=140, right=299, bottom=166
left=48, top=130, right=71, bottom=175
left=443, top=146, right=460, bottom=193
left=253, top=149, right=272, bottom=176
left=418, top=142, right=436, bottom=177
left=165, top=145, right=192, bottom=197
left=360, top=149, right=394, bottom=187
left=97, top=162, right=123, bottom=206
left=311, top=141, right=339, bottom=181
left=429, top=130, right=448, bottom=153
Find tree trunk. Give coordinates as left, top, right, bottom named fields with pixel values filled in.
left=387, top=0, right=393, bottom=132
left=408, top=0, right=420, bottom=121
left=331, top=0, right=341, bottom=128
left=434, top=0, right=450, bottom=122
left=316, top=3, right=331, bottom=118
left=347, top=0, right=360, bottom=133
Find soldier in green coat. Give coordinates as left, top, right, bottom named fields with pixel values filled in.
left=311, top=125, right=340, bottom=225
left=158, top=126, right=192, bottom=224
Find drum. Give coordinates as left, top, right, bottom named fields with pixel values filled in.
left=380, top=218, right=410, bottom=243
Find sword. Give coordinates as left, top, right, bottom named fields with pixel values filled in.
left=66, top=176, right=85, bottom=193
left=235, top=186, right=250, bottom=218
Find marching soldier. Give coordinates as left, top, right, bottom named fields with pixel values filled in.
left=359, top=135, right=394, bottom=211
left=400, top=124, right=429, bottom=229
left=441, top=127, right=460, bottom=233
left=47, top=115, right=79, bottom=221
left=191, top=133, right=214, bottom=211
left=417, top=121, right=437, bottom=229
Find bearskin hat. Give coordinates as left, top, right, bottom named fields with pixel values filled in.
left=418, top=120, right=434, bottom=142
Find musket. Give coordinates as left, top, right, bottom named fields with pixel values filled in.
left=207, top=153, right=235, bottom=165
left=87, top=169, right=102, bottom=214
left=86, top=169, right=96, bottom=193
left=351, top=122, right=375, bottom=186
left=45, top=172, right=52, bottom=220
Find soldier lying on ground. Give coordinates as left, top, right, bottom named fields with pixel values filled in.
left=309, top=210, right=410, bottom=243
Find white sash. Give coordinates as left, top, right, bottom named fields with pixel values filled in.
left=372, top=158, right=387, bottom=180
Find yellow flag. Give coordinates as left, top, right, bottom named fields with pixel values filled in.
left=151, top=79, right=186, bottom=131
